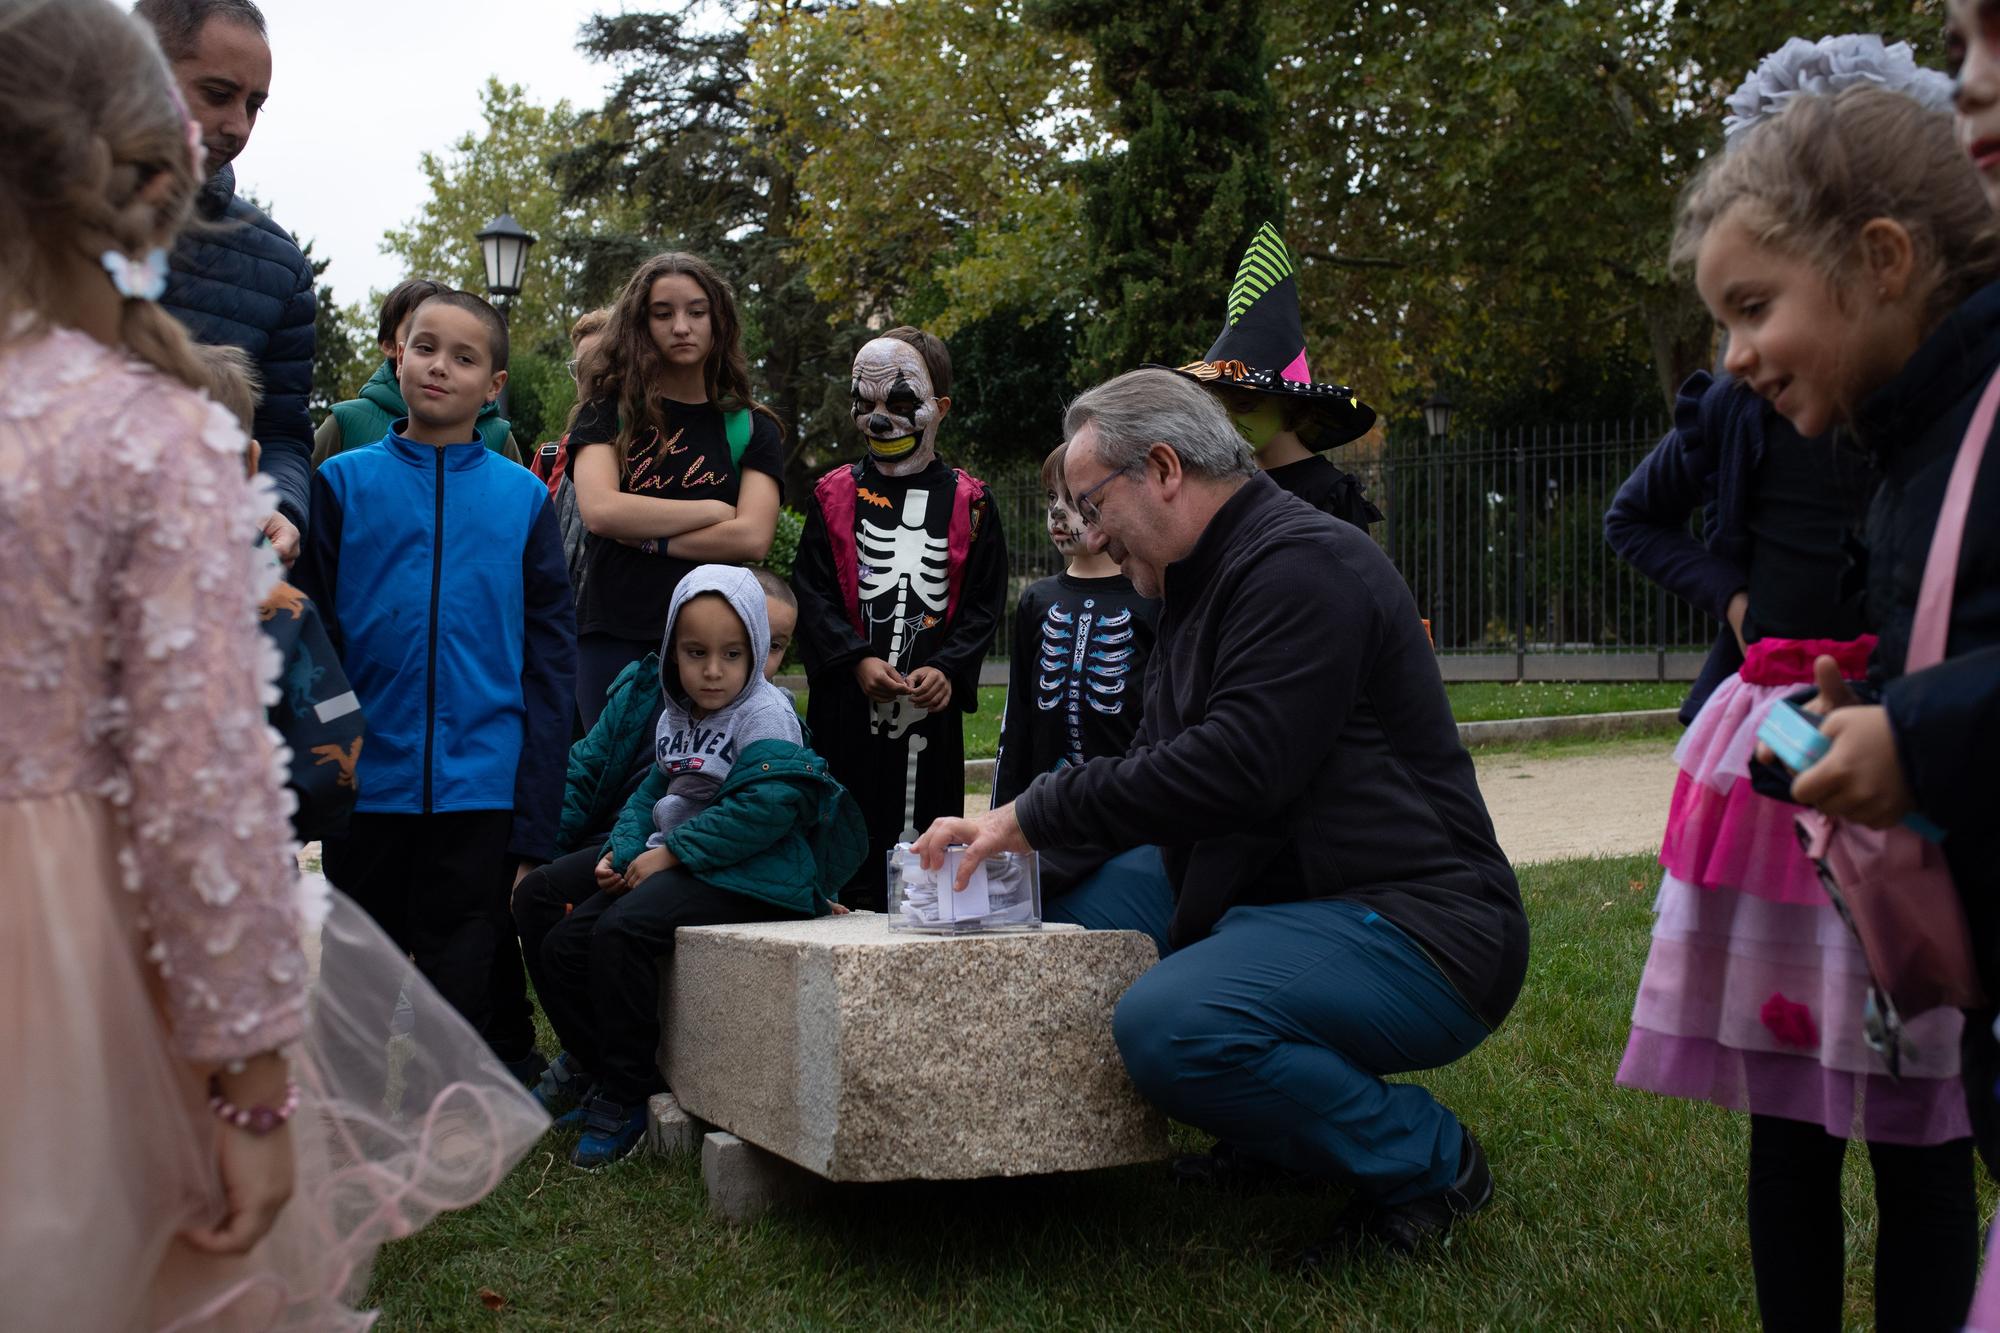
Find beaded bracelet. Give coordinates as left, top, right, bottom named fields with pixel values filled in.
left=207, top=1075, right=300, bottom=1136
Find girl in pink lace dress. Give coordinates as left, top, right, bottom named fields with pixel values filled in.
left=0, top=4, right=546, bottom=1328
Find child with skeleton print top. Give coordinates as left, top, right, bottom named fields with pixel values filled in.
left=791, top=327, right=1008, bottom=909
left=993, top=443, right=1159, bottom=806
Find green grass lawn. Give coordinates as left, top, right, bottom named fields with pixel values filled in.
left=812, top=680, right=1686, bottom=762
left=364, top=853, right=1942, bottom=1330
left=1442, top=680, right=1685, bottom=722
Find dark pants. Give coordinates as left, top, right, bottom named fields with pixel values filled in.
left=1746, top=1114, right=1978, bottom=1331
left=512, top=842, right=605, bottom=1037
left=322, top=809, right=536, bottom=1063
left=576, top=632, right=654, bottom=731
left=1062, top=846, right=1489, bottom=1204
left=534, top=863, right=807, bottom=1104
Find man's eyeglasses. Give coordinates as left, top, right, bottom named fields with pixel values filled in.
left=565, top=358, right=582, bottom=378
left=1073, top=465, right=1137, bottom=527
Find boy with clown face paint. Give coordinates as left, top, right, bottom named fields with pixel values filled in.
left=790, top=327, right=1008, bottom=908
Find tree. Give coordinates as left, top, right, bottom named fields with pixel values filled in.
left=1268, top=0, right=1943, bottom=426
left=1029, top=0, right=1284, bottom=383
left=555, top=4, right=872, bottom=497
left=748, top=0, right=1094, bottom=337
left=382, top=79, right=642, bottom=362
left=297, top=236, right=372, bottom=424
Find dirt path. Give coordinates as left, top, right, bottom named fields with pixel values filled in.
left=1471, top=740, right=1677, bottom=865
left=959, top=737, right=1680, bottom=867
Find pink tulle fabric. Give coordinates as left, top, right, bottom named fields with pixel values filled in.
left=1621, top=640, right=1967, bottom=1145
left=0, top=328, right=547, bottom=1330
left=1660, top=770, right=1829, bottom=906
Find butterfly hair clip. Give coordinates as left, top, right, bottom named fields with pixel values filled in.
left=100, top=248, right=170, bottom=302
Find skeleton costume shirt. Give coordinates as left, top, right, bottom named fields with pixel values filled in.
left=992, top=573, right=1158, bottom=807
left=790, top=338, right=1006, bottom=908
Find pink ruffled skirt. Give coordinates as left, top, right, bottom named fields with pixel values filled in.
left=1616, top=637, right=1969, bottom=1145
left=0, top=791, right=549, bottom=1331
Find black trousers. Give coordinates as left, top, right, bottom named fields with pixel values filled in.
left=322, top=809, right=537, bottom=1063
left=576, top=632, right=654, bottom=732
left=529, top=854, right=805, bottom=1105
left=513, top=842, right=605, bottom=1039
left=1746, top=1114, right=1978, bottom=1332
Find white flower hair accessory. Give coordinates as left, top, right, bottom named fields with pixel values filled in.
left=1723, top=34, right=1955, bottom=145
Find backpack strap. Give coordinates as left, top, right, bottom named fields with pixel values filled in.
left=725, top=407, right=751, bottom=470
left=1909, top=369, right=2000, bottom=671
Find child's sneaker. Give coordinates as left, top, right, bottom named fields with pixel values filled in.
left=530, top=1050, right=590, bottom=1122
left=503, top=1049, right=550, bottom=1089
left=568, top=1095, right=648, bottom=1170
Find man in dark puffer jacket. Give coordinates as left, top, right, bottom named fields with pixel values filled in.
left=136, top=0, right=315, bottom=556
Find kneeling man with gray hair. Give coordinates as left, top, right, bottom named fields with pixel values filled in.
left=914, top=368, right=1527, bottom=1262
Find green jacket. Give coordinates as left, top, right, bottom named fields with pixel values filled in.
left=557, top=653, right=664, bottom=856
left=607, top=738, right=866, bottom=915
left=315, top=360, right=520, bottom=464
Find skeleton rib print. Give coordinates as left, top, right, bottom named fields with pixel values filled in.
left=1036, top=598, right=1137, bottom=767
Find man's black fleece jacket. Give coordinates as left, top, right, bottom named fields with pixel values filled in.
left=1015, top=473, right=1528, bottom=1029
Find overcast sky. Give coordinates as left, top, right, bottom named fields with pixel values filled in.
left=240, top=0, right=628, bottom=304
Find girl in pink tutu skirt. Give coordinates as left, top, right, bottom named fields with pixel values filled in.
left=0, top=2, right=546, bottom=1328
left=1610, top=42, right=1987, bottom=1332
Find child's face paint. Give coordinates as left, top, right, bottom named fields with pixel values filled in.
left=1949, top=0, right=2000, bottom=212
left=1046, top=488, right=1085, bottom=557
left=850, top=338, right=942, bottom=469
left=1229, top=396, right=1286, bottom=451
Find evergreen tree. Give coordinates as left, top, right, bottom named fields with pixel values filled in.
left=553, top=4, right=862, bottom=498
left=1031, top=0, right=1283, bottom=380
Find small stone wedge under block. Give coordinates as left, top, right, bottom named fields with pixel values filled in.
left=646, top=1091, right=700, bottom=1156
left=702, top=1130, right=819, bottom=1224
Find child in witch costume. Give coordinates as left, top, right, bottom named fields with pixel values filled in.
left=1171, top=221, right=1382, bottom=531
left=792, top=327, right=1008, bottom=909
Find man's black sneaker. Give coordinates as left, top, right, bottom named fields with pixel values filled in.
left=1297, top=1128, right=1493, bottom=1270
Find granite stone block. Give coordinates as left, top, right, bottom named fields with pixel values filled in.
left=663, top=915, right=1169, bottom=1183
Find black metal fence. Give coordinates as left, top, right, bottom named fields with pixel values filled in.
left=981, top=417, right=1716, bottom=680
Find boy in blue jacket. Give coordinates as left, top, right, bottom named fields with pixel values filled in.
left=295, top=289, right=576, bottom=1074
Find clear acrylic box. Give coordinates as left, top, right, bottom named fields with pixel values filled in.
left=887, top=844, right=1042, bottom=934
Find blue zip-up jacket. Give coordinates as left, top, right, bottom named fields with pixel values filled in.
left=293, top=426, right=577, bottom=862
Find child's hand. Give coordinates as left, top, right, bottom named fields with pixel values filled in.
left=1753, top=656, right=1861, bottom=768
left=260, top=511, right=300, bottom=565
left=853, top=657, right=910, bottom=702
left=905, top=666, right=951, bottom=711
left=1790, top=704, right=1917, bottom=829
left=594, top=852, right=625, bottom=896
left=829, top=902, right=852, bottom=915
left=623, top=845, right=675, bottom=890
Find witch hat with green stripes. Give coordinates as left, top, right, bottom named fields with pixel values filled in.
left=1169, top=221, right=1377, bottom=449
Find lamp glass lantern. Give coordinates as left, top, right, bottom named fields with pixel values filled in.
left=1421, top=391, right=1456, bottom=441
left=476, top=212, right=536, bottom=301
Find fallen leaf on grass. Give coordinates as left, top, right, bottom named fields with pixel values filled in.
left=478, top=1288, right=506, bottom=1311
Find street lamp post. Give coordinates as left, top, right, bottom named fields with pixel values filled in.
left=1422, top=391, right=1455, bottom=649
left=476, top=211, right=536, bottom=418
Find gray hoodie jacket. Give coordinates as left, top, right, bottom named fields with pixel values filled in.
left=647, top=565, right=804, bottom=845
